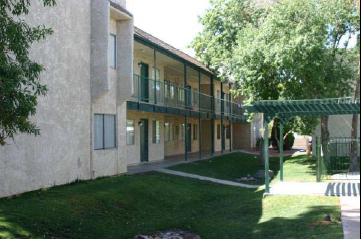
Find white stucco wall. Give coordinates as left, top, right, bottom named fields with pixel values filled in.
left=312, top=115, right=360, bottom=156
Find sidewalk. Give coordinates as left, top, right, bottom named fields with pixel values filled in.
left=269, top=181, right=360, bottom=197
left=341, top=196, right=360, bottom=239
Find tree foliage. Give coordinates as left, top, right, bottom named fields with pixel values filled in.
left=192, top=0, right=360, bottom=135
left=0, top=0, right=56, bottom=145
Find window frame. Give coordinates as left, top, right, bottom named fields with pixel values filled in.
left=217, top=124, right=221, bottom=140
left=109, top=34, right=117, bottom=69
left=126, top=119, right=135, bottom=146
left=152, top=120, right=161, bottom=144
left=193, top=124, right=198, bottom=141
left=94, top=114, right=117, bottom=150
left=226, top=125, right=231, bottom=140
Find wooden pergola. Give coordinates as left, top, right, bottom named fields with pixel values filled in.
left=244, top=97, right=361, bottom=196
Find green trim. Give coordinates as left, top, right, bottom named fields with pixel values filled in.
left=280, top=123, right=284, bottom=182
left=245, top=98, right=361, bottom=118
left=134, top=36, right=217, bottom=80
left=264, top=118, right=270, bottom=194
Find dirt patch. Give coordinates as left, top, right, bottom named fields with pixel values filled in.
left=135, top=230, right=201, bottom=239
left=310, top=220, right=341, bottom=228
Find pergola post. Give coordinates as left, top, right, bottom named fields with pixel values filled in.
left=184, top=64, right=188, bottom=162
left=280, top=122, right=284, bottom=182
left=264, top=117, right=270, bottom=195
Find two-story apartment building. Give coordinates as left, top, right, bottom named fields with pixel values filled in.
left=0, top=0, right=260, bottom=198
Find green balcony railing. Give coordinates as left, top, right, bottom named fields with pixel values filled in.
left=131, top=74, right=245, bottom=118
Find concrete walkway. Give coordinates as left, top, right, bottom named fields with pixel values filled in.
left=269, top=182, right=360, bottom=197
left=156, top=169, right=263, bottom=189
left=341, top=196, right=360, bottom=239
left=127, top=150, right=237, bottom=175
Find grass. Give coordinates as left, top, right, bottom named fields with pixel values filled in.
left=0, top=171, right=342, bottom=239
left=168, top=152, right=318, bottom=185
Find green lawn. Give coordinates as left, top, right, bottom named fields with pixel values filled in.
left=168, top=152, right=317, bottom=185
left=0, top=172, right=342, bottom=239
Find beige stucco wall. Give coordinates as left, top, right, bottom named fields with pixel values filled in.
left=164, top=116, right=200, bottom=157
left=126, top=111, right=165, bottom=165
left=0, top=0, right=134, bottom=198
left=233, top=123, right=252, bottom=149
left=0, top=0, right=93, bottom=198
left=214, top=120, right=231, bottom=152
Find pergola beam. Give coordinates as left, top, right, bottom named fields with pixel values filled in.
left=244, top=97, right=361, bottom=197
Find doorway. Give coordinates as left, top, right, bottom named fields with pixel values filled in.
left=140, top=119, right=149, bottom=162
left=140, top=63, right=149, bottom=102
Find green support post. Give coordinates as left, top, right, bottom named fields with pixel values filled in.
left=221, top=117, right=224, bottom=155
left=264, top=118, right=270, bottom=195
left=185, top=116, right=188, bottom=162
left=211, top=119, right=215, bottom=156
left=317, top=138, right=322, bottom=182
left=211, top=76, right=215, bottom=156
left=154, top=50, right=157, bottom=104
left=184, top=64, right=188, bottom=162
left=280, top=122, right=284, bottom=182
left=230, top=121, right=232, bottom=152
left=199, top=71, right=202, bottom=160
left=199, top=118, right=202, bottom=159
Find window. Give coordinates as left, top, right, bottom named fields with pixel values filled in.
left=126, top=119, right=135, bottom=145
left=217, top=90, right=222, bottom=99
left=152, top=67, right=161, bottom=81
left=152, top=121, right=161, bottom=144
left=165, top=122, right=174, bottom=142
left=109, top=34, right=117, bottom=69
left=179, top=124, right=185, bottom=141
left=217, top=124, right=221, bottom=140
left=193, top=124, right=198, bottom=141
left=194, top=88, right=199, bottom=105
left=94, top=114, right=116, bottom=150
left=226, top=125, right=231, bottom=140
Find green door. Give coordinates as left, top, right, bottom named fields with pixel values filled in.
left=187, top=123, right=192, bottom=152
left=140, top=63, right=149, bottom=102
left=222, top=124, right=226, bottom=151
left=140, top=119, right=149, bottom=162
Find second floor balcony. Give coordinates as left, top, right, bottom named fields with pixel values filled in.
left=130, top=74, right=245, bottom=119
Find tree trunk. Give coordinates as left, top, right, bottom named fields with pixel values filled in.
left=273, top=119, right=280, bottom=152
left=321, top=116, right=330, bottom=162
left=350, top=61, right=360, bottom=172
left=260, top=114, right=265, bottom=165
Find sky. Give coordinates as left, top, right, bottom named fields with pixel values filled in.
left=127, top=0, right=210, bottom=58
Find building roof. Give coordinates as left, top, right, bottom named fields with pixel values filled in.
left=134, top=27, right=215, bottom=76
left=109, top=1, right=133, bottom=18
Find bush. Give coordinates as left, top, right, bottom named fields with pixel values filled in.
left=271, top=122, right=295, bottom=151
left=256, top=137, right=271, bottom=150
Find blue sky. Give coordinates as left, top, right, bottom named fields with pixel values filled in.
left=127, top=0, right=210, bottom=57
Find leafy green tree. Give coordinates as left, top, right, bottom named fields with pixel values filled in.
left=349, top=0, right=360, bottom=172
left=192, top=0, right=359, bottom=162
left=0, top=0, right=56, bottom=146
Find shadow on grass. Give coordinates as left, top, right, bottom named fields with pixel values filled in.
left=0, top=171, right=342, bottom=239
left=168, top=152, right=319, bottom=185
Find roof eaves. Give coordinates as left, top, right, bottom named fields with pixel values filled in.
left=109, top=1, right=133, bottom=18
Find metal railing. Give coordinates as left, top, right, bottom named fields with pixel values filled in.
left=316, top=137, right=360, bottom=181
left=131, top=74, right=245, bottom=118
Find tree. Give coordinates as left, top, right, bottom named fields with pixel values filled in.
left=192, top=0, right=359, bottom=162
left=0, top=0, right=56, bottom=146
left=350, top=0, right=360, bottom=172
